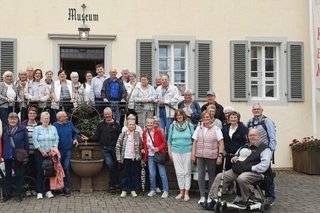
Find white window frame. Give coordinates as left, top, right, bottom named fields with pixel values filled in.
left=250, top=43, right=280, bottom=101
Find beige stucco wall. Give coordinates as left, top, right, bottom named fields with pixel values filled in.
left=0, top=0, right=317, bottom=168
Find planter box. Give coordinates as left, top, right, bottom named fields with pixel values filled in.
left=292, top=150, right=320, bottom=174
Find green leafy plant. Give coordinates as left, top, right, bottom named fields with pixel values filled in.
left=289, top=136, right=320, bottom=153
left=71, top=105, right=101, bottom=137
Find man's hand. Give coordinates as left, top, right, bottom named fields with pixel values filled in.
left=73, top=139, right=79, bottom=147
left=103, top=98, right=108, bottom=102
left=80, top=134, right=89, bottom=141
left=231, top=156, right=239, bottom=163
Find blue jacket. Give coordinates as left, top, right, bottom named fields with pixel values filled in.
left=178, top=101, right=201, bottom=124
left=52, top=121, right=78, bottom=150
left=222, top=122, right=248, bottom=154
left=2, top=124, right=29, bottom=159
left=100, top=77, right=127, bottom=101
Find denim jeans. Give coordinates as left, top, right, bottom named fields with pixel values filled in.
left=148, top=156, right=169, bottom=192
left=109, top=101, right=120, bottom=123
left=4, top=159, right=25, bottom=197
left=101, top=148, right=120, bottom=187
left=60, top=149, right=71, bottom=189
left=159, top=107, right=173, bottom=139
left=121, top=159, right=140, bottom=192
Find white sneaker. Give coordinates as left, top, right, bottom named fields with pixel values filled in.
left=175, top=193, right=183, bottom=200
left=184, top=195, right=190, bottom=201
left=198, top=196, right=206, bottom=204
left=156, top=187, right=161, bottom=193
left=131, top=191, right=138, bottom=198
left=161, top=191, right=169, bottom=199
left=147, top=191, right=156, bottom=197
left=37, top=193, right=43, bottom=199
left=120, top=191, right=127, bottom=198
left=45, top=191, right=54, bottom=198
left=232, top=195, right=242, bottom=203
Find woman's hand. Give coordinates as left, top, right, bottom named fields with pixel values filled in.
left=191, top=153, right=196, bottom=163
left=216, top=156, right=222, bottom=165
left=168, top=152, right=173, bottom=161
left=152, top=147, right=159, bottom=153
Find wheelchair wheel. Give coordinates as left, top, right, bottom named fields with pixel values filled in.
left=23, top=176, right=36, bottom=192
left=220, top=201, right=227, bottom=212
left=261, top=202, right=271, bottom=213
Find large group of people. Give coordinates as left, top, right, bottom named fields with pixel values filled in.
left=0, top=65, right=276, bottom=209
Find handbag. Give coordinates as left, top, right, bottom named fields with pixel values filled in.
left=13, top=149, right=29, bottom=165
left=42, top=156, right=56, bottom=177
left=147, top=130, right=168, bottom=165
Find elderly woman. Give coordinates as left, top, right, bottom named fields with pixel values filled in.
left=70, top=72, right=84, bottom=107
left=33, top=111, right=59, bottom=199
left=1, top=112, right=29, bottom=202
left=178, top=89, right=201, bottom=127
left=116, top=119, right=143, bottom=198
left=125, top=72, right=139, bottom=119
left=25, top=69, right=50, bottom=112
left=167, top=109, right=194, bottom=201
left=52, top=70, right=75, bottom=114
left=0, top=71, right=17, bottom=129
left=122, top=114, right=143, bottom=136
left=80, top=71, right=93, bottom=104
left=192, top=110, right=224, bottom=205
left=14, top=70, right=29, bottom=122
left=206, top=104, right=223, bottom=129
left=222, top=105, right=235, bottom=127
left=142, top=118, right=169, bottom=199
left=132, top=74, right=156, bottom=129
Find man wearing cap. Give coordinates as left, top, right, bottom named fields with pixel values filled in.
left=201, top=91, right=226, bottom=123
left=202, top=129, right=272, bottom=209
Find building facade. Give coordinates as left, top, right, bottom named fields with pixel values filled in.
left=0, top=0, right=318, bottom=168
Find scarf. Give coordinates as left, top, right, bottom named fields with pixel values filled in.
left=173, top=121, right=188, bottom=132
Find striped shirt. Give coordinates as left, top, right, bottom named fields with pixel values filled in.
left=26, top=121, right=38, bottom=153
left=33, top=125, right=59, bottom=152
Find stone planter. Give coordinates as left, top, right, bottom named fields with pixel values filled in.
left=292, top=150, right=320, bottom=174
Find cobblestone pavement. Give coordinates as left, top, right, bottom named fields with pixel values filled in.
left=1, top=171, right=319, bottom=213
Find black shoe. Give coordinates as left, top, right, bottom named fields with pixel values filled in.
left=266, top=197, right=275, bottom=206
left=2, top=195, right=11, bottom=202
left=63, top=188, right=71, bottom=197
left=202, top=199, right=216, bottom=210
left=16, top=196, right=22, bottom=202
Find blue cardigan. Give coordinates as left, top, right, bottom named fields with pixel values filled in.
left=2, top=124, right=29, bottom=159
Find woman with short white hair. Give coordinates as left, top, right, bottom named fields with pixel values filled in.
left=0, top=71, right=17, bottom=129
left=70, top=71, right=84, bottom=107
left=178, top=89, right=201, bottom=127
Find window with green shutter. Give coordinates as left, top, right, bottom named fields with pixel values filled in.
left=0, top=39, right=16, bottom=80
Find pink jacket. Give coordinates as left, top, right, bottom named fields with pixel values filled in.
left=49, top=147, right=65, bottom=190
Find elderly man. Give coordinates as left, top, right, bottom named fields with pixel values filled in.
left=119, top=68, right=130, bottom=83
left=203, top=129, right=272, bottom=209
left=101, top=68, right=127, bottom=123
left=201, top=91, right=226, bottom=123
left=155, top=74, right=180, bottom=138
left=90, top=64, right=109, bottom=115
left=154, top=75, right=162, bottom=89
left=247, top=103, right=276, bottom=205
left=81, top=107, right=122, bottom=191
left=52, top=111, right=78, bottom=196
left=26, top=66, right=34, bottom=83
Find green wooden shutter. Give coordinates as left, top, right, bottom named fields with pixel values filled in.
left=195, top=40, right=212, bottom=100
left=230, top=41, right=249, bottom=101
left=287, top=42, right=304, bottom=102
left=136, top=39, right=155, bottom=82
left=0, top=39, right=16, bottom=81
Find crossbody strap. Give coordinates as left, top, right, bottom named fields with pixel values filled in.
left=147, top=130, right=155, bottom=146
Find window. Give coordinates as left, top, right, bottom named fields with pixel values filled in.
left=250, top=44, right=279, bottom=99
left=159, top=43, right=188, bottom=91
left=230, top=40, right=304, bottom=103
left=137, top=39, right=212, bottom=100
left=0, top=39, right=16, bottom=81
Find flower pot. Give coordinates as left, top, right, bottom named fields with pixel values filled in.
left=292, top=150, right=320, bottom=174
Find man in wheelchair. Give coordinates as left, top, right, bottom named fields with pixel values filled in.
left=202, top=128, right=272, bottom=210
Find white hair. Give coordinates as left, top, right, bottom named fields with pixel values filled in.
left=2, top=71, right=13, bottom=79
left=223, top=106, right=235, bottom=113
left=70, top=72, right=79, bottom=78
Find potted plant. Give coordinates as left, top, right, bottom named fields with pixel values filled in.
left=289, top=136, right=320, bottom=174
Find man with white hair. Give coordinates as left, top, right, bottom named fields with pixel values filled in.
left=120, top=68, right=130, bottom=83
left=52, top=111, right=78, bottom=196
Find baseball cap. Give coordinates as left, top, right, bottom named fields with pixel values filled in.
left=237, top=148, right=252, bottom=161
left=206, top=91, right=216, bottom=96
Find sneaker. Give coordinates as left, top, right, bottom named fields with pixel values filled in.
left=202, top=198, right=216, bottom=210
left=198, top=196, right=206, bottom=205
left=147, top=191, right=156, bottom=197
left=131, top=191, right=138, bottom=198
left=120, top=191, right=127, bottom=198
left=232, top=195, right=242, bottom=203
left=25, top=190, right=32, bottom=197
left=266, top=197, right=275, bottom=206
left=175, top=193, right=183, bottom=200
left=37, top=193, right=43, bottom=199
left=156, top=187, right=161, bottom=193
left=184, top=195, right=190, bottom=201
left=15, top=196, right=22, bottom=202
left=45, top=191, right=54, bottom=198
left=161, top=191, right=169, bottom=199
left=63, top=188, right=71, bottom=197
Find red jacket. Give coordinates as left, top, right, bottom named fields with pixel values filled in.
left=142, top=127, right=167, bottom=162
